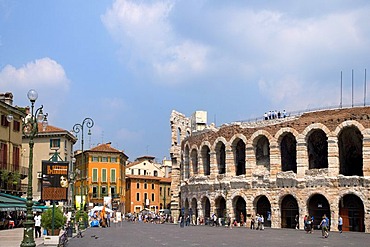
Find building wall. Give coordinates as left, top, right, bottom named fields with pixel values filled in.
left=0, top=101, right=26, bottom=195
left=22, top=128, right=76, bottom=201
left=171, top=107, right=370, bottom=232
left=125, top=176, right=161, bottom=213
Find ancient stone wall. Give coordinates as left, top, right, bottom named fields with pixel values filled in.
left=170, top=107, right=370, bottom=232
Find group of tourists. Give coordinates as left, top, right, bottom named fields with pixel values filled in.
left=128, top=212, right=172, bottom=224
left=264, top=110, right=287, bottom=120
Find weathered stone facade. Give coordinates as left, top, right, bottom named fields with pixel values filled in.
left=170, top=107, right=370, bottom=232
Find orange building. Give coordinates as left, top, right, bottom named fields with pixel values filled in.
left=74, top=142, right=128, bottom=213
left=125, top=156, right=172, bottom=213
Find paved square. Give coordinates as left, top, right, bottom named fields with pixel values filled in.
left=65, top=222, right=370, bottom=247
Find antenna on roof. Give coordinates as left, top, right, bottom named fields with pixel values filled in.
left=364, top=69, right=367, bottom=106
left=340, top=71, right=343, bottom=108
left=352, top=69, right=354, bottom=107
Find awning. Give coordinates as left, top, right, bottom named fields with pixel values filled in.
left=0, top=203, right=49, bottom=212
left=0, top=193, right=50, bottom=212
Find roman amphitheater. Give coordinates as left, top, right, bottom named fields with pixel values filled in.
left=169, top=107, right=370, bottom=233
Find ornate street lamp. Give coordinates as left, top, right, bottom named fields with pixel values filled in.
left=20, top=89, right=48, bottom=247
left=72, top=118, right=94, bottom=229
left=68, top=160, right=78, bottom=234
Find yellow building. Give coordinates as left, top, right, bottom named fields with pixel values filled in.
left=0, top=92, right=27, bottom=196
left=74, top=142, right=128, bottom=213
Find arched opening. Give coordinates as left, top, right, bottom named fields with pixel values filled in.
left=281, top=195, right=299, bottom=229
left=234, top=139, right=246, bottom=176
left=215, top=196, right=226, bottom=221
left=184, top=146, right=190, bottom=179
left=203, top=197, right=211, bottom=225
left=256, top=195, right=271, bottom=227
left=190, top=149, right=198, bottom=175
left=216, top=142, right=226, bottom=174
left=280, top=133, right=297, bottom=173
left=308, top=194, right=330, bottom=228
left=191, top=198, right=198, bottom=222
left=184, top=198, right=189, bottom=216
left=177, top=127, right=181, bottom=145
left=307, top=129, right=328, bottom=169
left=234, top=196, right=246, bottom=224
left=339, top=194, right=365, bottom=232
left=339, top=127, right=363, bottom=176
left=201, top=146, right=211, bottom=176
left=255, top=136, right=270, bottom=168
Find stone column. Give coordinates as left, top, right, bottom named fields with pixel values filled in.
left=269, top=141, right=280, bottom=178
left=209, top=151, right=217, bottom=179
left=226, top=148, right=235, bottom=176
left=198, top=152, right=204, bottom=175
left=296, top=134, right=308, bottom=179
left=327, top=135, right=339, bottom=177
left=362, top=133, right=370, bottom=177
left=245, top=144, right=254, bottom=178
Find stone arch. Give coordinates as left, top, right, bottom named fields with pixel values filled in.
left=231, top=137, right=246, bottom=176
left=251, top=130, right=274, bottom=169
left=280, top=194, right=299, bottom=229
left=200, top=144, right=211, bottom=176
left=232, top=195, right=247, bottom=224
left=253, top=135, right=270, bottom=168
left=215, top=195, right=227, bottom=220
left=184, top=198, right=190, bottom=216
left=215, top=140, right=227, bottom=174
left=305, top=128, right=329, bottom=169
left=190, top=197, right=198, bottom=220
left=307, top=193, right=331, bottom=227
left=278, top=131, right=297, bottom=173
left=184, top=144, right=190, bottom=179
left=254, top=195, right=272, bottom=227
left=190, top=147, right=199, bottom=176
left=201, top=196, right=211, bottom=224
left=337, top=124, right=363, bottom=176
left=339, top=193, right=365, bottom=232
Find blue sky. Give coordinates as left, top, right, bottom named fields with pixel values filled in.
left=1, top=0, right=370, bottom=161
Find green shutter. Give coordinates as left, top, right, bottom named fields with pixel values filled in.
left=92, top=169, right=98, bottom=182
left=111, top=169, right=116, bottom=182
left=102, top=169, right=106, bottom=182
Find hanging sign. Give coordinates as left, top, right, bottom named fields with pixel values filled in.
left=41, top=161, right=69, bottom=201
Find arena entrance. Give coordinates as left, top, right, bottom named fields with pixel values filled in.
left=256, top=195, right=271, bottom=227
left=234, top=196, right=246, bottom=224
left=203, top=197, right=211, bottom=225
left=339, top=194, right=365, bottom=232
left=308, top=194, right=330, bottom=228
left=191, top=198, right=198, bottom=221
left=215, top=196, right=226, bottom=221
left=281, top=195, right=299, bottom=229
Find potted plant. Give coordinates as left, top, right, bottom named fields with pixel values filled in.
left=75, top=210, right=88, bottom=229
left=41, top=207, right=67, bottom=236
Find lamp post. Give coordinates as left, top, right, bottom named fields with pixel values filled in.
left=20, top=89, right=48, bottom=247
left=69, top=159, right=78, bottom=234
left=72, top=118, right=94, bottom=229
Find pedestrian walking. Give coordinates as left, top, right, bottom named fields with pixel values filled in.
left=34, top=212, right=42, bottom=238
left=338, top=215, right=343, bottom=233
left=320, top=216, right=329, bottom=238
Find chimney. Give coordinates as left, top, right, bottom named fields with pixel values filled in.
left=0, top=92, right=14, bottom=106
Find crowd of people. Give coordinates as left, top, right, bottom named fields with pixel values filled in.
left=263, top=110, right=287, bottom=120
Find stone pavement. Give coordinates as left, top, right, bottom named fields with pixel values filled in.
left=0, top=227, right=44, bottom=247
left=2, top=223, right=369, bottom=247
left=64, top=222, right=370, bottom=247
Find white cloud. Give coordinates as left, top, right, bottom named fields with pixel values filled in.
left=0, top=58, right=70, bottom=126
left=101, top=0, right=209, bottom=84
left=0, top=57, right=70, bottom=90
